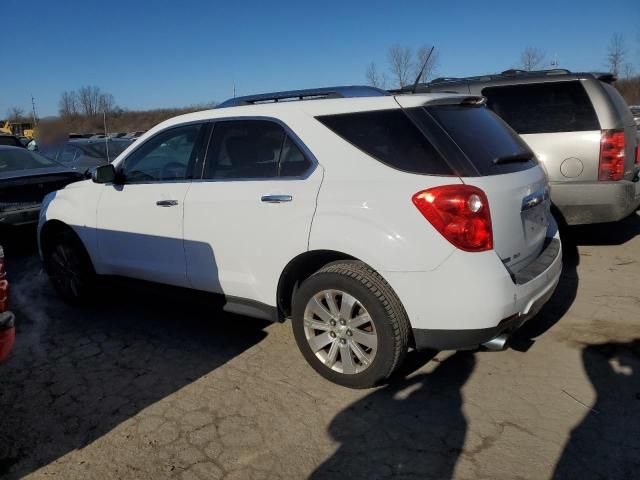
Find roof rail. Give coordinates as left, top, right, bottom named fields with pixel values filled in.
left=217, top=85, right=389, bottom=108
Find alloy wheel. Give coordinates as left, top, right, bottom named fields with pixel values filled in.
left=303, top=289, right=378, bottom=374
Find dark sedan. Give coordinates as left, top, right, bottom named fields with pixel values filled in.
left=0, top=146, right=84, bottom=227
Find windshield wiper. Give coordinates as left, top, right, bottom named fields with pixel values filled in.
left=493, top=152, right=532, bottom=165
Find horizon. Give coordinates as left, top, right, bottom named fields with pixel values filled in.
left=5, top=0, right=639, bottom=118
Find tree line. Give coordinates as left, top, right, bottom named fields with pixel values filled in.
left=364, top=33, right=640, bottom=103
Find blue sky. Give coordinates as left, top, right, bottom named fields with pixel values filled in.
left=4, top=0, right=639, bottom=117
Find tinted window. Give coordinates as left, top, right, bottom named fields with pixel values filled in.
left=317, top=109, right=452, bottom=175
left=279, top=135, right=312, bottom=177
left=0, top=136, right=23, bottom=147
left=121, top=124, right=201, bottom=182
left=0, top=148, right=58, bottom=172
left=482, top=81, right=599, bottom=134
left=425, top=105, right=536, bottom=175
left=204, top=120, right=284, bottom=180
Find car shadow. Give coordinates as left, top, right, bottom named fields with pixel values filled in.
left=511, top=212, right=639, bottom=351
left=0, top=232, right=269, bottom=479
left=310, top=352, right=475, bottom=480
left=553, top=339, right=640, bottom=479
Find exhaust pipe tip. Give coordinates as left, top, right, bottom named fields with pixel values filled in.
left=481, top=333, right=510, bottom=351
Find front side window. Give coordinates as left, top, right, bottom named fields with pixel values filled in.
left=482, top=81, right=600, bottom=134
left=120, top=124, right=201, bottom=182
left=203, top=120, right=311, bottom=180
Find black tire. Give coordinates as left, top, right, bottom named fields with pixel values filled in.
left=292, top=261, right=411, bottom=388
left=43, top=229, right=96, bottom=303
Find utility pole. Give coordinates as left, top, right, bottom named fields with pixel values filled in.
left=30, top=95, right=38, bottom=126
left=233, top=80, right=236, bottom=98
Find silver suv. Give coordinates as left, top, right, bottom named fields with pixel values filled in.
left=420, top=69, right=640, bottom=225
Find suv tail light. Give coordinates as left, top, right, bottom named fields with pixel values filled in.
left=412, top=185, right=493, bottom=252
left=599, top=129, right=625, bottom=181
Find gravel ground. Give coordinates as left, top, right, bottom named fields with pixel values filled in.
left=0, top=213, right=639, bottom=480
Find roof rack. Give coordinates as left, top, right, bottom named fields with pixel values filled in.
left=217, top=85, right=388, bottom=108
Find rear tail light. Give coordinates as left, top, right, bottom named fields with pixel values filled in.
left=412, top=185, right=493, bottom=252
left=599, top=129, right=625, bottom=181
left=636, top=144, right=639, bottom=165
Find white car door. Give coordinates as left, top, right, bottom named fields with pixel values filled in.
left=96, top=123, right=205, bottom=287
left=183, top=119, right=322, bottom=306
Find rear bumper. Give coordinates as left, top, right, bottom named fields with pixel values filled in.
left=551, top=179, right=640, bottom=225
left=383, top=232, right=562, bottom=351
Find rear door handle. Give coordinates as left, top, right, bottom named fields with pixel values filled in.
left=261, top=195, right=292, bottom=203
left=156, top=199, right=179, bottom=207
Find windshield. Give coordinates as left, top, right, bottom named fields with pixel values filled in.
left=0, top=148, right=60, bottom=173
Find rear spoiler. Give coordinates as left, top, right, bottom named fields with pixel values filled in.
left=394, top=94, right=487, bottom=107
left=595, top=72, right=617, bottom=83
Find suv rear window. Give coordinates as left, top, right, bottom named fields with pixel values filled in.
left=316, top=109, right=452, bottom=175
left=423, top=105, right=536, bottom=175
left=482, top=81, right=600, bottom=134
left=318, top=106, right=536, bottom=177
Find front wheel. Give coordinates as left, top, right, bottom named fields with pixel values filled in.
left=43, top=230, right=96, bottom=303
left=292, top=261, right=411, bottom=388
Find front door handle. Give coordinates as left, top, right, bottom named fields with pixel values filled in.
left=261, top=195, right=292, bottom=203
left=156, top=199, right=179, bottom=207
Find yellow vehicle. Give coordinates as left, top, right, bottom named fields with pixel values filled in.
left=0, top=121, right=34, bottom=138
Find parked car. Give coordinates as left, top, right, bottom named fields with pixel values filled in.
left=39, top=86, right=562, bottom=388
left=0, top=135, right=25, bottom=148
left=0, top=146, right=84, bottom=227
left=0, top=245, right=14, bottom=363
left=38, top=138, right=134, bottom=170
left=419, top=69, right=640, bottom=225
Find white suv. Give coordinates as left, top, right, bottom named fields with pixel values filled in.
left=38, top=86, right=562, bottom=388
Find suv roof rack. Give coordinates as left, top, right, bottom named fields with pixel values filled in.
left=217, top=85, right=388, bottom=108
left=396, top=69, right=618, bottom=92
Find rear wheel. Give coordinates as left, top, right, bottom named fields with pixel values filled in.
left=292, top=261, right=410, bottom=388
left=43, top=230, right=96, bottom=303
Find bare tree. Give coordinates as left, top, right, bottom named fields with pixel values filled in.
left=77, top=85, right=103, bottom=117
left=365, top=62, right=387, bottom=88
left=58, top=91, right=79, bottom=117
left=388, top=46, right=413, bottom=88
left=98, top=92, right=116, bottom=114
left=520, top=47, right=546, bottom=71
left=606, top=33, right=627, bottom=76
left=413, top=46, right=439, bottom=83
left=621, top=63, right=635, bottom=80
left=6, top=107, right=25, bottom=123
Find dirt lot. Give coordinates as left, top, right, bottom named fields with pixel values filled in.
left=1, top=214, right=639, bottom=480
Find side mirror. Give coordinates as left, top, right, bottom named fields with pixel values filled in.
left=92, top=164, right=116, bottom=184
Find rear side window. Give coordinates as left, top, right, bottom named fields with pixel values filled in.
left=203, top=120, right=312, bottom=180
left=424, top=105, right=537, bottom=175
left=316, top=109, right=453, bottom=175
left=482, top=81, right=600, bottom=134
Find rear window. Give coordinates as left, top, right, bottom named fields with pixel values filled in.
left=482, top=81, right=600, bottom=134
left=0, top=148, right=58, bottom=172
left=316, top=109, right=452, bottom=175
left=0, top=136, right=22, bottom=148
left=423, top=105, right=536, bottom=175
